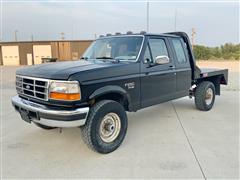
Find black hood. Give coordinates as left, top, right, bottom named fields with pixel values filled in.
left=16, top=60, right=138, bottom=81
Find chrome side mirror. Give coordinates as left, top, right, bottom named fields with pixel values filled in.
left=155, top=55, right=170, bottom=65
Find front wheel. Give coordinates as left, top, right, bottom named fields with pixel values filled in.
left=194, top=81, right=216, bottom=111
left=81, top=100, right=128, bottom=154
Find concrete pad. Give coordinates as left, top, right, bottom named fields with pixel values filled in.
left=1, top=66, right=239, bottom=179
left=2, top=101, right=203, bottom=179
left=173, top=92, right=239, bottom=179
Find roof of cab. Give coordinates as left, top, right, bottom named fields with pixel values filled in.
left=99, top=32, right=180, bottom=39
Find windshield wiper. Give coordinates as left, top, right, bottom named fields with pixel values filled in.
left=80, top=57, right=88, bottom=60
left=96, top=57, right=120, bottom=63
left=96, top=57, right=113, bottom=59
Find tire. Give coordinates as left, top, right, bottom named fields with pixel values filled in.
left=33, top=122, right=56, bottom=130
left=194, top=81, right=216, bottom=111
left=81, top=100, right=128, bottom=154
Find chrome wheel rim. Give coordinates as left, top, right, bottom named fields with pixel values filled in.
left=99, top=113, right=121, bottom=143
left=205, top=88, right=213, bottom=105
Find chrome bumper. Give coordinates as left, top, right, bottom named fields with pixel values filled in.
left=11, top=95, right=89, bottom=128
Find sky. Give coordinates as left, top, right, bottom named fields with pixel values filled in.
left=1, top=1, right=239, bottom=47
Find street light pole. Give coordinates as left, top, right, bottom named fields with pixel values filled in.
left=174, top=9, right=177, bottom=31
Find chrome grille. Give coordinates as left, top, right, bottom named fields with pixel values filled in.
left=16, top=76, right=49, bottom=101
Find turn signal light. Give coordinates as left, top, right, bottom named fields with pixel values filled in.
left=50, top=92, right=81, bottom=101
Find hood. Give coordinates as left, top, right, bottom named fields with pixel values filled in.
left=17, top=60, right=115, bottom=80
left=16, top=60, right=136, bottom=80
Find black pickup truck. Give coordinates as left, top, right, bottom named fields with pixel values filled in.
left=12, top=32, right=228, bottom=153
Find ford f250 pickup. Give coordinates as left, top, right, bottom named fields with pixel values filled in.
left=12, top=32, right=228, bottom=153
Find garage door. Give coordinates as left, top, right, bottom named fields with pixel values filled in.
left=2, top=46, right=20, bottom=65
left=33, top=45, right=52, bottom=64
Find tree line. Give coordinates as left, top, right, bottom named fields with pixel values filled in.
left=193, top=43, right=240, bottom=60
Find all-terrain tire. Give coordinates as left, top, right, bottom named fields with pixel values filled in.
left=33, top=122, right=56, bottom=130
left=195, top=81, right=216, bottom=111
left=81, top=100, right=128, bottom=154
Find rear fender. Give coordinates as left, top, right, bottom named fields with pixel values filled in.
left=197, top=76, right=222, bottom=95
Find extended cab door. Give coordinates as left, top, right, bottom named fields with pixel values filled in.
left=140, top=36, right=176, bottom=108
left=168, top=37, right=192, bottom=98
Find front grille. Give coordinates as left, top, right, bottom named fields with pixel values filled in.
left=16, top=75, right=49, bottom=101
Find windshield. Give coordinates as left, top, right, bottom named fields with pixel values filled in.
left=82, top=36, right=143, bottom=61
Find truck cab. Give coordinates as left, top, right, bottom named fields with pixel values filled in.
left=12, top=32, right=228, bottom=153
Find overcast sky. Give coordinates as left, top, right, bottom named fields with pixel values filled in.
left=1, top=1, right=239, bottom=46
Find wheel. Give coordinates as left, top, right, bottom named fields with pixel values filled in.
left=33, top=122, right=56, bottom=130
left=81, top=100, right=128, bottom=154
left=194, top=81, right=216, bottom=111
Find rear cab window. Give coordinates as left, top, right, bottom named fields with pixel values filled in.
left=170, top=37, right=189, bottom=67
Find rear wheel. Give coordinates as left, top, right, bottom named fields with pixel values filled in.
left=33, top=122, right=56, bottom=130
left=81, top=100, right=128, bottom=154
left=194, top=81, right=216, bottom=111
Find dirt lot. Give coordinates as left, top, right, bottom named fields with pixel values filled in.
left=1, top=61, right=239, bottom=179
left=197, top=60, right=239, bottom=91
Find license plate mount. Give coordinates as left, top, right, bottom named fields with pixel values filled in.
left=19, top=108, right=32, bottom=123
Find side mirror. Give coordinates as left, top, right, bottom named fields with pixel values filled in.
left=155, top=55, right=170, bottom=65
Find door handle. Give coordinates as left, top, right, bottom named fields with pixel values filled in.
left=169, top=65, right=175, bottom=69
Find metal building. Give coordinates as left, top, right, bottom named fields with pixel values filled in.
left=0, top=40, right=93, bottom=66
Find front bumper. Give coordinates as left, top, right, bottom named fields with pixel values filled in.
left=11, top=95, right=89, bottom=128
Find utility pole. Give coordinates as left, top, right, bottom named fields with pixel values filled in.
left=174, top=9, right=177, bottom=31
left=146, top=2, right=149, bottom=32
left=14, top=30, right=18, bottom=41
left=71, top=24, right=73, bottom=40
left=60, top=32, right=65, bottom=40
left=191, top=28, right=196, bottom=48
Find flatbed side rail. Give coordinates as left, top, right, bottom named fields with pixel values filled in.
left=195, top=69, right=228, bottom=95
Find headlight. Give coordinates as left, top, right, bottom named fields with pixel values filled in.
left=49, top=81, right=81, bottom=101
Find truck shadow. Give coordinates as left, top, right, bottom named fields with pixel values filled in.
left=7, top=98, right=196, bottom=156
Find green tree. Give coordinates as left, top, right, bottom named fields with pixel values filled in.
left=193, top=43, right=240, bottom=60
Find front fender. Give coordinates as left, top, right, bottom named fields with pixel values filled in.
left=89, top=85, right=131, bottom=107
